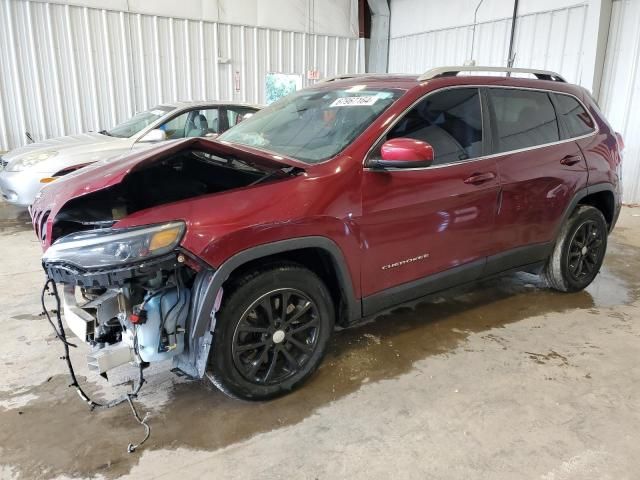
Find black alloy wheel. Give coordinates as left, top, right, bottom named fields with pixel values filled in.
left=566, top=220, right=605, bottom=282
left=544, top=205, right=608, bottom=292
left=232, top=288, right=320, bottom=385
left=208, top=264, right=334, bottom=400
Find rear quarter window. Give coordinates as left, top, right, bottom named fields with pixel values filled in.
left=489, top=89, right=560, bottom=153
left=552, top=93, right=596, bottom=138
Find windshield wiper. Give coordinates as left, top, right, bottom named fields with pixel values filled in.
left=98, top=130, right=112, bottom=136
left=250, top=166, right=301, bottom=186
left=194, top=151, right=261, bottom=172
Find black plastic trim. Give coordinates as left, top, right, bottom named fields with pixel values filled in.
left=43, top=253, right=181, bottom=288
left=483, top=242, right=553, bottom=277
left=362, top=258, right=486, bottom=316
left=362, top=241, right=555, bottom=318
left=191, top=236, right=360, bottom=340
left=556, top=183, right=617, bottom=237
left=479, top=87, right=494, bottom=156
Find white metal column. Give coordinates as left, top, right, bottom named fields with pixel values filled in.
left=599, top=0, right=640, bottom=204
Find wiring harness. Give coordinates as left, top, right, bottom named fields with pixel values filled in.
left=41, top=278, right=151, bottom=453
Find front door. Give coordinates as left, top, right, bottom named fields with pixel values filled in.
left=358, top=87, right=500, bottom=312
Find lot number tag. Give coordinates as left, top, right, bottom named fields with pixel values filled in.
left=330, top=96, right=378, bottom=107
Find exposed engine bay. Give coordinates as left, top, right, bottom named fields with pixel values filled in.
left=51, top=148, right=269, bottom=242
left=59, top=262, right=193, bottom=374
left=42, top=250, right=205, bottom=452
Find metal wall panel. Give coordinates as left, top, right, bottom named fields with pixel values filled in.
left=388, top=4, right=588, bottom=85
left=599, top=0, right=640, bottom=204
left=0, top=0, right=361, bottom=150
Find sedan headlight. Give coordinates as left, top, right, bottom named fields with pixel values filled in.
left=7, top=150, right=59, bottom=171
left=42, top=221, right=185, bottom=269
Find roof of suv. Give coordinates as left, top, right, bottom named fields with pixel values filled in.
left=313, top=66, right=574, bottom=92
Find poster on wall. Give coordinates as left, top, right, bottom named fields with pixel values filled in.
left=265, top=73, right=303, bottom=104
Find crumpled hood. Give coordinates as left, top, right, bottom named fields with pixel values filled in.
left=3, top=132, right=128, bottom=173
left=31, top=138, right=305, bottom=248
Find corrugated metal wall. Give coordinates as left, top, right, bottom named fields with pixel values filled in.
left=599, top=0, right=640, bottom=204
left=388, top=4, right=588, bottom=85
left=0, top=0, right=361, bottom=150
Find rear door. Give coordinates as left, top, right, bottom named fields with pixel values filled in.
left=485, top=87, right=589, bottom=273
left=359, top=87, right=500, bottom=310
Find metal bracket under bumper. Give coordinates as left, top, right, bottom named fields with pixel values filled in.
left=61, top=284, right=95, bottom=342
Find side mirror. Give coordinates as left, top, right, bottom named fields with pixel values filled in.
left=372, top=138, right=434, bottom=169
left=139, top=129, right=167, bottom=143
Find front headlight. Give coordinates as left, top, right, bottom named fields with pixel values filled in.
left=42, top=221, right=185, bottom=269
left=7, top=150, right=59, bottom=172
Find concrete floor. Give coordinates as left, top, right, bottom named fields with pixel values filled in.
left=1, top=201, right=639, bottom=480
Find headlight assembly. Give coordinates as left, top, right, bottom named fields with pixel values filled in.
left=7, top=150, right=59, bottom=171
left=42, top=221, right=185, bottom=269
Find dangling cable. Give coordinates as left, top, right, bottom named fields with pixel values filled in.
left=126, top=395, right=151, bottom=453
left=40, top=282, right=76, bottom=349
left=41, top=278, right=151, bottom=452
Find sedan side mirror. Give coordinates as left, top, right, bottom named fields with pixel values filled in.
left=371, top=138, right=434, bottom=169
left=139, top=128, right=167, bottom=143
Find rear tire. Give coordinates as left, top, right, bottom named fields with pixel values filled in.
left=544, top=205, right=608, bottom=292
left=208, top=263, right=334, bottom=400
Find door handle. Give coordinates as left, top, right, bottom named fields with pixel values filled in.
left=560, top=154, right=583, bottom=166
left=463, top=172, right=496, bottom=185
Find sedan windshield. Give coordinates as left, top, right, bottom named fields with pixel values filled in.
left=218, top=86, right=404, bottom=163
left=106, top=106, right=175, bottom=138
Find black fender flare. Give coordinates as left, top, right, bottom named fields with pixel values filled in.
left=189, top=236, right=361, bottom=344
left=554, top=182, right=617, bottom=241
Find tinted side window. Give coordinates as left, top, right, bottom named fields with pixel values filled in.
left=382, top=88, right=483, bottom=166
left=553, top=93, right=595, bottom=138
left=489, top=89, right=559, bottom=153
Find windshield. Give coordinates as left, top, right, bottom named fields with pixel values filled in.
left=106, top=106, right=175, bottom=138
left=218, top=86, right=404, bottom=163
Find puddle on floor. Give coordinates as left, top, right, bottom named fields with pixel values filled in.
left=0, top=238, right=638, bottom=479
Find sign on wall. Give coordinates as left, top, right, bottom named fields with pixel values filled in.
left=307, top=69, right=321, bottom=80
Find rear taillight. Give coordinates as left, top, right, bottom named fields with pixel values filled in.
left=615, top=132, right=625, bottom=152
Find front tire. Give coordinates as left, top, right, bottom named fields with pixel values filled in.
left=544, top=205, right=608, bottom=292
left=208, top=263, right=334, bottom=400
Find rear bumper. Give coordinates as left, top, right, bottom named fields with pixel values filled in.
left=0, top=169, right=44, bottom=207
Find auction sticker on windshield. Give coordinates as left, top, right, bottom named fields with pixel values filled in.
left=330, top=96, right=379, bottom=107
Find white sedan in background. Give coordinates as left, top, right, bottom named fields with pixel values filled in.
left=0, top=101, right=260, bottom=207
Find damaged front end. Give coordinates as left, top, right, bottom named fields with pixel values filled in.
left=32, top=139, right=303, bottom=451
left=42, top=221, right=209, bottom=379
left=34, top=140, right=301, bottom=384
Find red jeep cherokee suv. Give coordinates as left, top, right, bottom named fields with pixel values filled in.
left=33, top=66, right=623, bottom=400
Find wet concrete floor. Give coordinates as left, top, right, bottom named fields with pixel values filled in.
left=1, top=203, right=639, bottom=479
